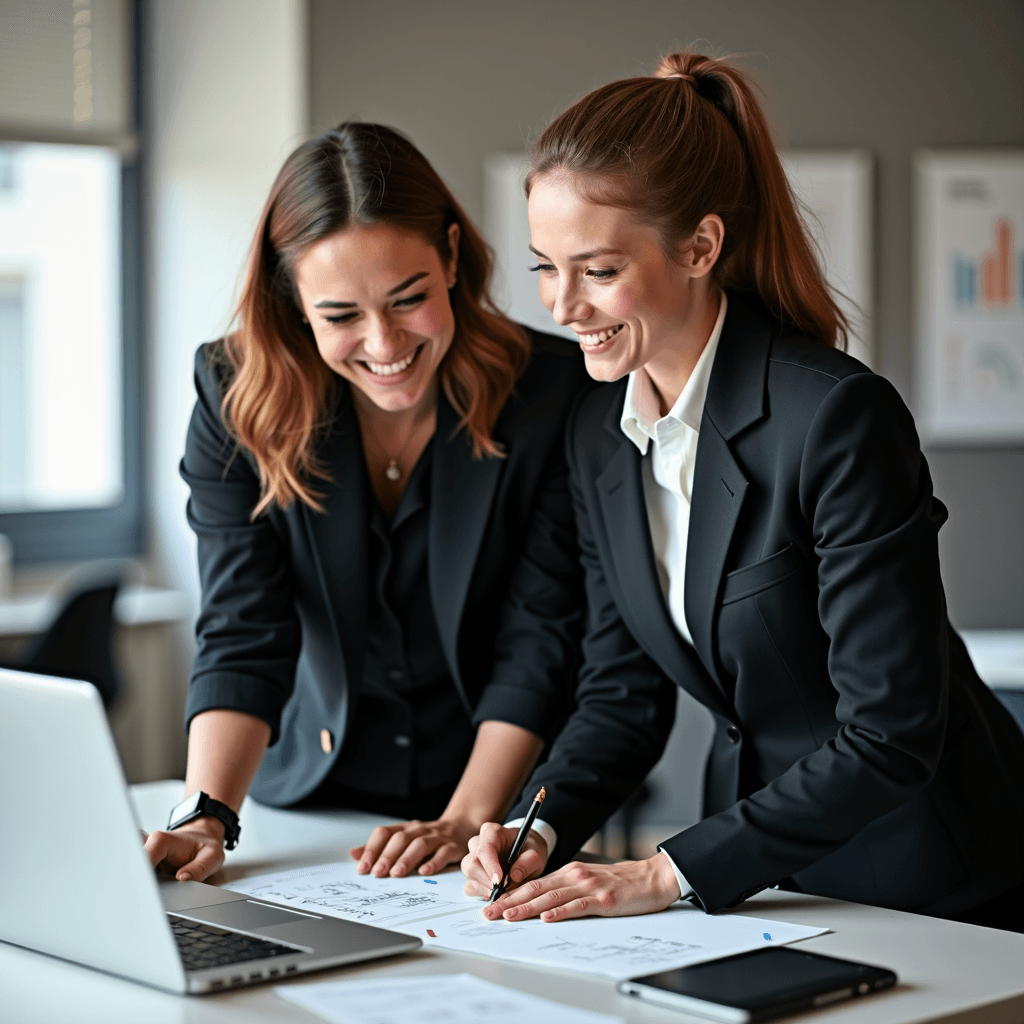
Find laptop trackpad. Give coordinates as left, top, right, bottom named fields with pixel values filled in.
left=192, top=900, right=319, bottom=931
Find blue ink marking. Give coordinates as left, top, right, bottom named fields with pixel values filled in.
left=763, top=933, right=771, bottom=941
left=424, top=879, right=438, bottom=884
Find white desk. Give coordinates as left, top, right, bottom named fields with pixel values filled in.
left=1, top=779, right=1021, bottom=1024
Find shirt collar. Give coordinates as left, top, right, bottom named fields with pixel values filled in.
left=620, top=291, right=728, bottom=454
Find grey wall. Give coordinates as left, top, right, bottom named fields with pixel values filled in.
left=310, top=0, right=1023, bottom=630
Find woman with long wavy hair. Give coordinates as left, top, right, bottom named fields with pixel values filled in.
left=463, top=52, right=1024, bottom=933
left=144, top=123, right=587, bottom=883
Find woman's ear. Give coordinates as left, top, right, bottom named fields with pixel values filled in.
left=684, top=214, right=725, bottom=278
left=446, top=222, right=461, bottom=287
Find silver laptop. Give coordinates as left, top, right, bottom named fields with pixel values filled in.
left=0, top=668, right=421, bottom=993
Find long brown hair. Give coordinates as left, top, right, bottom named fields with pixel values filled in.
left=223, top=122, right=531, bottom=516
left=526, top=51, right=848, bottom=348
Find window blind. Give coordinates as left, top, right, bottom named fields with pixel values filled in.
left=0, top=0, right=133, bottom=149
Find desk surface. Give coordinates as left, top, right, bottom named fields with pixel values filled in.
left=2, top=780, right=1021, bottom=1024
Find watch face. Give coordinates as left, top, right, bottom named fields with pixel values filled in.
left=171, top=791, right=203, bottom=824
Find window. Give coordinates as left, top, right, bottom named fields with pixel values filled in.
left=0, top=0, right=142, bottom=563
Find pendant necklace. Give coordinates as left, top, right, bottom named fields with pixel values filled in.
left=361, top=411, right=426, bottom=482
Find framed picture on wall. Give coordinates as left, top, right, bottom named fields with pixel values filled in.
left=916, top=150, right=1024, bottom=443
left=483, top=149, right=874, bottom=365
left=781, top=150, right=873, bottom=368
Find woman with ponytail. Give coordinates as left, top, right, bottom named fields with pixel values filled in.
left=463, top=54, right=1023, bottom=931
left=145, top=123, right=587, bottom=884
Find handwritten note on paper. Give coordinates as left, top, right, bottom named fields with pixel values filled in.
left=225, top=862, right=480, bottom=934
left=275, top=973, right=624, bottom=1024
left=424, top=905, right=827, bottom=980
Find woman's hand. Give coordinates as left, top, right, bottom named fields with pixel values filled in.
left=350, top=817, right=479, bottom=877
left=144, top=818, right=226, bottom=882
left=461, top=822, right=550, bottom=896
left=481, top=853, right=681, bottom=922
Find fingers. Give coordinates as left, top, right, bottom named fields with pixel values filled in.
left=473, top=823, right=511, bottom=885
left=373, top=827, right=423, bottom=877
left=540, top=895, right=606, bottom=922
left=355, top=825, right=398, bottom=874
left=175, top=841, right=225, bottom=882
left=418, top=842, right=460, bottom=876
left=388, top=834, right=436, bottom=878
left=145, top=829, right=187, bottom=871
left=484, top=874, right=561, bottom=919
left=461, top=847, right=494, bottom=897
left=508, top=844, right=546, bottom=885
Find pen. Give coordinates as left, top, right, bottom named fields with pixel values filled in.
left=489, top=786, right=546, bottom=904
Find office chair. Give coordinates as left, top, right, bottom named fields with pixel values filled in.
left=1, top=582, right=123, bottom=710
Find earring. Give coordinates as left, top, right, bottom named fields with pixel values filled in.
left=448, top=279, right=457, bottom=290
left=301, top=315, right=309, bottom=323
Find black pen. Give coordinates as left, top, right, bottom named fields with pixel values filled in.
left=489, top=786, right=546, bottom=904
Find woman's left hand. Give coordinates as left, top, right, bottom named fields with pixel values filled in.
left=350, top=817, right=478, bottom=877
left=482, top=853, right=682, bottom=922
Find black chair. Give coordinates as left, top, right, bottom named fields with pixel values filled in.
left=1, top=582, right=123, bottom=710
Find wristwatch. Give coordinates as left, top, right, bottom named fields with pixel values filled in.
left=167, top=791, right=241, bottom=850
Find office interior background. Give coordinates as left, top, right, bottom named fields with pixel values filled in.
left=0, top=0, right=1021, bottom=838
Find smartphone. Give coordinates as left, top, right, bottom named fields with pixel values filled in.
left=617, top=946, right=897, bottom=1022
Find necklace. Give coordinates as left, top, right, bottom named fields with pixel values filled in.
left=359, top=409, right=430, bottom=482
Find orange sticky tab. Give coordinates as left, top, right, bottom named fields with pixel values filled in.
left=426, top=929, right=436, bottom=938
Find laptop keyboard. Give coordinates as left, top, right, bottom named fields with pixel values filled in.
left=169, top=915, right=298, bottom=972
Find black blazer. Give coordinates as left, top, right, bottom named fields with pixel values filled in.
left=181, top=329, right=588, bottom=807
left=510, top=293, right=1024, bottom=916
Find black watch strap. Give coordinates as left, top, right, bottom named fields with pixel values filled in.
left=167, top=791, right=242, bottom=850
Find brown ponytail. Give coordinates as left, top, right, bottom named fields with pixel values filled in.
left=527, top=51, right=848, bottom=349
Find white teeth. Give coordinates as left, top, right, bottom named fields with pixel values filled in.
left=365, top=349, right=417, bottom=376
left=576, top=324, right=624, bottom=348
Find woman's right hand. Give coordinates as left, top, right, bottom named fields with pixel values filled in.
left=461, top=821, right=549, bottom=897
left=144, top=818, right=226, bottom=882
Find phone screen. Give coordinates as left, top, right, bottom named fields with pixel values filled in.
left=632, top=947, right=894, bottom=1011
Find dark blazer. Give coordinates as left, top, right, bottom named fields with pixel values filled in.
left=510, top=293, right=1024, bottom=916
left=181, top=329, right=588, bottom=807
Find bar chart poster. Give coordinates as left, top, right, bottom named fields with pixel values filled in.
left=916, top=150, right=1024, bottom=442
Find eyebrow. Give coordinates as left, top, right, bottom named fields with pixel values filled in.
left=529, top=245, right=625, bottom=262
left=312, top=271, right=430, bottom=309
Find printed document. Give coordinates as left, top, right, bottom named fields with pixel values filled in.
left=421, top=904, right=826, bottom=979
left=225, top=861, right=479, bottom=932
left=275, top=973, right=624, bottom=1024
left=229, top=861, right=826, bottom=980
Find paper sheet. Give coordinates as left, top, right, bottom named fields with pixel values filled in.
left=422, top=904, right=827, bottom=980
left=225, top=861, right=480, bottom=934
left=230, top=860, right=826, bottom=981
left=275, top=973, right=624, bottom=1024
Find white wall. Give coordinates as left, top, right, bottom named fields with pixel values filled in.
left=147, top=0, right=307, bottom=650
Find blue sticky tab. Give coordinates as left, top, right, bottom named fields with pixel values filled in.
left=763, top=933, right=771, bottom=940
left=424, top=879, right=438, bottom=884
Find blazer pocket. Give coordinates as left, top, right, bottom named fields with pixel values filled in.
left=722, top=543, right=803, bottom=605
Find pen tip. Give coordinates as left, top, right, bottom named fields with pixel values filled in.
left=537, top=786, right=546, bottom=802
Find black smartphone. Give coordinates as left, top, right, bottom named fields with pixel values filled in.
left=617, top=946, right=897, bottom=1022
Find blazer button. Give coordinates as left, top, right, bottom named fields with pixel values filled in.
left=320, top=728, right=333, bottom=754
left=393, top=735, right=411, bottom=748
left=726, top=725, right=741, bottom=743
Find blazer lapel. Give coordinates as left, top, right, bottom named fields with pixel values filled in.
left=429, top=393, right=503, bottom=698
left=684, top=424, right=748, bottom=681
left=684, top=294, right=772, bottom=681
left=302, top=386, right=370, bottom=697
left=597, top=396, right=734, bottom=720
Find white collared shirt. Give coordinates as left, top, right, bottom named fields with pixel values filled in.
left=620, top=292, right=727, bottom=648
left=620, top=292, right=728, bottom=902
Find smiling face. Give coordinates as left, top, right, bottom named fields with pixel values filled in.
left=527, top=172, right=722, bottom=392
left=292, top=222, right=459, bottom=414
